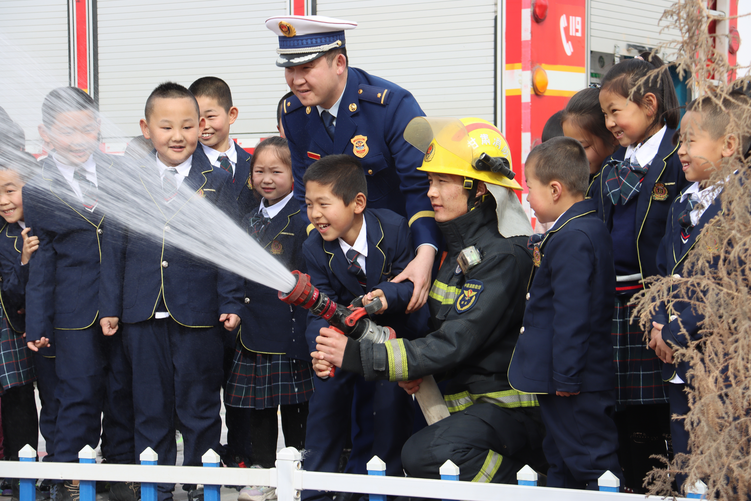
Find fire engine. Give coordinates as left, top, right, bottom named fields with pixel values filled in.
left=0, top=0, right=740, bottom=220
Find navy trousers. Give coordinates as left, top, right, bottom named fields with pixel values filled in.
left=124, top=318, right=223, bottom=501
left=538, top=391, right=624, bottom=490
left=33, top=352, right=59, bottom=462
left=302, top=370, right=413, bottom=501
left=53, top=328, right=134, bottom=464
left=668, top=382, right=689, bottom=490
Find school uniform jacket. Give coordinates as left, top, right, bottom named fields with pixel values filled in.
left=0, top=222, right=28, bottom=333
left=593, top=128, right=689, bottom=280
left=344, top=200, right=538, bottom=413
left=508, top=198, right=617, bottom=394
left=99, top=148, right=243, bottom=327
left=652, top=188, right=723, bottom=381
left=282, top=67, right=440, bottom=250
left=23, top=153, right=119, bottom=342
left=238, top=199, right=308, bottom=360
left=302, top=208, right=415, bottom=354
left=231, top=141, right=257, bottom=217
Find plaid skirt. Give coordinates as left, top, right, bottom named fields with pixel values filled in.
left=224, top=345, right=314, bottom=410
left=0, top=315, right=35, bottom=394
left=612, top=295, right=669, bottom=406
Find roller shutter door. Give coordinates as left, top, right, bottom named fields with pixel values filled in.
left=315, top=0, right=498, bottom=122
left=590, top=0, right=681, bottom=55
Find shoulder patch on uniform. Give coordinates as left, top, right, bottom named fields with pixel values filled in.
left=357, top=84, right=392, bottom=106
left=455, top=279, right=484, bottom=314
left=283, top=94, right=304, bottom=114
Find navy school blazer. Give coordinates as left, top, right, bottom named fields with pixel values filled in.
left=23, top=153, right=120, bottom=341
left=653, top=187, right=723, bottom=381
left=282, top=67, right=440, bottom=250
left=593, top=127, right=690, bottom=280
left=231, top=141, right=258, bottom=217
left=0, top=222, right=28, bottom=333
left=302, top=208, right=421, bottom=353
left=508, top=198, right=617, bottom=394
left=99, top=148, right=243, bottom=327
left=238, top=198, right=309, bottom=360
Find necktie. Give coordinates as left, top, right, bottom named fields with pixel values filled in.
left=678, top=193, right=703, bottom=240
left=74, top=169, right=98, bottom=210
left=218, top=155, right=233, bottom=179
left=321, top=110, right=336, bottom=140
left=345, top=248, right=367, bottom=289
left=604, top=157, right=649, bottom=205
left=247, top=213, right=272, bottom=241
left=163, top=168, right=179, bottom=203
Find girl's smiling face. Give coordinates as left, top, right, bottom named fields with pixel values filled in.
left=600, top=89, right=657, bottom=147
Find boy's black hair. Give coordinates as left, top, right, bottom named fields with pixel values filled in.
left=145, top=82, right=200, bottom=122
left=277, top=91, right=294, bottom=128
left=526, top=136, right=589, bottom=195
left=303, top=154, right=367, bottom=205
left=600, top=52, right=680, bottom=131
left=0, top=151, right=40, bottom=184
left=686, top=92, right=751, bottom=155
left=188, top=76, right=233, bottom=112
left=541, top=110, right=564, bottom=142
left=0, top=121, right=26, bottom=152
left=561, top=87, right=618, bottom=153
left=251, top=136, right=291, bottom=173
left=41, top=87, right=98, bottom=128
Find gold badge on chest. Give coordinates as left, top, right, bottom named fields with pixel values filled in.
left=533, top=246, right=542, bottom=267
left=271, top=240, right=283, bottom=255
left=351, top=135, right=369, bottom=158
left=652, top=183, right=668, bottom=201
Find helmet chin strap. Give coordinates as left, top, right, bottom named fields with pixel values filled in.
left=463, top=177, right=480, bottom=210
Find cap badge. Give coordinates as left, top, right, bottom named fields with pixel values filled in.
left=278, top=21, right=296, bottom=37
left=351, top=135, right=369, bottom=158
left=425, top=143, right=435, bottom=162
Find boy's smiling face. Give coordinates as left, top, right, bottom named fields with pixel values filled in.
left=140, top=97, right=203, bottom=167
left=40, top=110, right=100, bottom=167
left=0, top=169, right=25, bottom=224
left=677, top=110, right=729, bottom=184
left=195, top=95, right=238, bottom=152
left=305, top=180, right=365, bottom=246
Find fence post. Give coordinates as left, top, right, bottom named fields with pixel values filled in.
left=597, top=471, right=620, bottom=493
left=202, top=449, right=221, bottom=501
left=19, top=444, right=37, bottom=501
left=439, top=459, right=459, bottom=501
left=140, top=447, right=159, bottom=501
left=367, top=456, right=386, bottom=501
left=516, top=465, right=538, bottom=487
left=687, top=480, right=707, bottom=499
left=78, top=445, right=97, bottom=501
left=277, top=447, right=301, bottom=501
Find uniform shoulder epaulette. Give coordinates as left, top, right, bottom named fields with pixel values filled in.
left=282, top=94, right=304, bottom=114
left=357, top=84, right=392, bottom=106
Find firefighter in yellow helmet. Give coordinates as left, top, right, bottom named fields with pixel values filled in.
left=313, top=117, right=548, bottom=483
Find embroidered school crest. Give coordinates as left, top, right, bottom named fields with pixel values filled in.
left=532, top=246, right=542, bottom=267
left=652, top=183, right=668, bottom=201
left=246, top=176, right=253, bottom=189
left=425, top=143, right=435, bottom=162
left=278, top=21, right=296, bottom=37
left=271, top=240, right=283, bottom=255
left=351, top=135, right=369, bottom=158
left=455, top=279, right=484, bottom=314
left=197, top=189, right=206, bottom=198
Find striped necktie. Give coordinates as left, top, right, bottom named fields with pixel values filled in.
left=163, top=168, right=179, bottom=203
left=73, top=169, right=98, bottom=210
left=218, top=154, right=233, bottom=179
left=345, top=248, right=367, bottom=289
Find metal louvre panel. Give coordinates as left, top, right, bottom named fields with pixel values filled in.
left=97, top=0, right=289, bottom=141
left=589, top=0, right=681, bottom=55
left=315, top=0, right=497, bottom=122
left=0, top=0, right=69, bottom=151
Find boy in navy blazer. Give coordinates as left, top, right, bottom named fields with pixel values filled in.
left=301, top=155, right=421, bottom=501
left=650, top=94, right=750, bottom=490
left=23, top=87, right=136, bottom=501
left=508, top=137, right=624, bottom=489
left=99, top=83, right=243, bottom=501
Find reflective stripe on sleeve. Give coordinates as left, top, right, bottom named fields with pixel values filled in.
left=428, top=279, right=461, bottom=306
left=384, top=338, right=408, bottom=381
left=444, top=389, right=539, bottom=413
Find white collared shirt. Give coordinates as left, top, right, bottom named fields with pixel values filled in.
left=338, top=216, right=368, bottom=274
left=258, top=191, right=294, bottom=220
left=625, top=125, right=667, bottom=168
left=201, top=141, right=237, bottom=176
left=53, top=153, right=97, bottom=201
left=680, top=181, right=723, bottom=226
left=317, top=84, right=346, bottom=125
left=155, top=153, right=192, bottom=190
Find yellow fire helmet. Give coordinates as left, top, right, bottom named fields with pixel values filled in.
left=404, top=117, right=522, bottom=191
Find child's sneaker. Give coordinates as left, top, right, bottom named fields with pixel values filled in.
left=237, top=485, right=276, bottom=501
left=52, top=481, right=79, bottom=501
left=108, top=482, right=140, bottom=501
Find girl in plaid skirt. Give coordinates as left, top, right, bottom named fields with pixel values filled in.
left=225, top=138, right=314, bottom=501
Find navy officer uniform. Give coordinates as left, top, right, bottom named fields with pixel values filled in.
left=508, top=197, right=623, bottom=489
left=266, top=15, right=440, bottom=251
left=302, top=208, right=423, bottom=501
left=100, top=147, right=243, bottom=501
left=24, top=153, right=135, bottom=467
left=652, top=180, right=723, bottom=484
